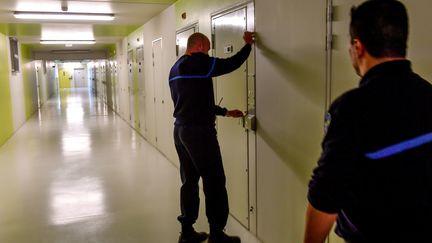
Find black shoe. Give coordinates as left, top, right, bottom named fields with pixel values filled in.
left=208, top=232, right=241, bottom=243
left=178, top=230, right=208, bottom=243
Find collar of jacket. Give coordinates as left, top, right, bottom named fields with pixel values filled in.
left=359, top=60, right=412, bottom=87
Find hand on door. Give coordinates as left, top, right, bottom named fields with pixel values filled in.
left=226, top=109, right=244, bottom=118
left=243, top=31, right=255, bottom=44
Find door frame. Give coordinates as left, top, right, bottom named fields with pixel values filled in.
left=127, top=49, right=135, bottom=125
left=211, top=1, right=257, bottom=234
left=136, top=45, right=144, bottom=130
left=152, top=37, right=163, bottom=145
left=176, top=22, right=199, bottom=57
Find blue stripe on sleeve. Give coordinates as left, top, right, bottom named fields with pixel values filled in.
left=169, top=58, right=216, bottom=81
left=365, top=132, right=432, bottom=160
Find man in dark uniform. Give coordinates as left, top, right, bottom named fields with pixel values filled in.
left=169, top=31, right=254, bottom=243
left=305, top=1, right=432, bottom=242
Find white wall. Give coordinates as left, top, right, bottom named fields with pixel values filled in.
left=141, top=5, right=177, bottom=163
left=255, top=0, right=327, bottom=242
left=403, top=0, right=432, bottom=83
left=6, top=41, right=56, bottom=133
left=9, top=71, right=26, bottom=131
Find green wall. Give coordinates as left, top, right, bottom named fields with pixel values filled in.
left=0, top=34, right=14, bottom=147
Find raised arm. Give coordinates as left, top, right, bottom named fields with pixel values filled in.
left=210, top=32, right=255, bottom=77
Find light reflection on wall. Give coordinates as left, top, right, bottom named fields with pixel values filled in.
left=214, top=15, right=246, bottom=28
left=50, top=178, right=106, bottom=225
left=177, top=37, right=188, bottom=49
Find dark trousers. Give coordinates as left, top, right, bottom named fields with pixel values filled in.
left=174, top=125, right=229, bottom=232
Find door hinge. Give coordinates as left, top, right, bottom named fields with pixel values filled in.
left=326, top=0, right=334, bottom=51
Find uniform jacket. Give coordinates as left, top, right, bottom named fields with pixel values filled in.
left=169, top=44, right=251, bottom=126
left=308, top=60, right=432, bottom=242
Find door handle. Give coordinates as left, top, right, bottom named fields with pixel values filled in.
left=243, top=114, right=256, bottom=131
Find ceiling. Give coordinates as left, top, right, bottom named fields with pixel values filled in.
left=0, top=0, right=176, bottom=58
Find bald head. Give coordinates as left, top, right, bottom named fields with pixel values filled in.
left=186, top=32, right=210, bottom=55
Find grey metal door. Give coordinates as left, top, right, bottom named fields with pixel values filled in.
left=136, top=46, right=145, bottom=132
left=326, top=1, right=363, bottom=243
left=73, top=68, right=87, bottom=88
left=212, top=2, right=256, bottom=231
left=326, top=0, right=362, bottom=106
left=127, top=49, right=135, bottom=127
left=176, top=23, right=198, bottom=58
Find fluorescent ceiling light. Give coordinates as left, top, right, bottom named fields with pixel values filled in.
left=14, top=11, right=114, bottom=21
left=42, top=24, right=94, bottom=41
left=41, top=40, right=96, bottom=45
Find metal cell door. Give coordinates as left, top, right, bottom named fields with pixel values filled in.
left=74, top=68, right=86, bottom=88
left=136, top=46, right=145, bottom=132
left=212, top=2, right=256, bottom=231
left=106, top=63, right=113, bottom=108
left=113, top=61, right=119, bottom=112
left=326, top=0, right=362, bottom=107
left=152, top=38, right=168, bottom=150
left=101, top=63, right=107, bottom=102
left=176, top=23, right=198, bottom=58
left=110, top=60, right=118, bottom=112
left=127, top=49, right=136, bottom=127
left=326, top=1, right=362, bottom=243
left=35, top=66, right=42, bottom=108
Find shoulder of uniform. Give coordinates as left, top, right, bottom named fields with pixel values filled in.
left=332, top=87, right=361, bottom=106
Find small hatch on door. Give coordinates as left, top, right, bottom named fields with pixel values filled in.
left=224, top=45, right=233, bottom=54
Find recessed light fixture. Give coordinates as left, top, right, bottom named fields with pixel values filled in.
left=14, top=11, right=115, bottom=21
left=40, top=40, right=96, bottom=45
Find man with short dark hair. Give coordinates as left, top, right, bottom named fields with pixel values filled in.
left=169, top=31, right=254, bottom=243
left=305, top=1, right=432, bottom=242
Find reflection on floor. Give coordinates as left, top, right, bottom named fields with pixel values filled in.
left=0, top=89, right=260, bottom=243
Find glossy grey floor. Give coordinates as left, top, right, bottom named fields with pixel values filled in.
left=0, top=89, right=191, bottom=243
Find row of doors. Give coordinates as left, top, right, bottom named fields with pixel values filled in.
left=124, top=38, right=173, bottom=156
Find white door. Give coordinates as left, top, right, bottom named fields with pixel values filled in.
left=212, top=2, right=256, bottom=231
left=136, top=46, right=145, bottom=132
left=113, top=61, right=120, bottom=112
left=127, top=50, right=136, bottom=127
left=109, top=60, right=117, bottom=111
left=74, top=68, right=87, bottom=88
left=35, top=66, right=42, bottom=108
left=152, top=38, right=169, bottom=152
